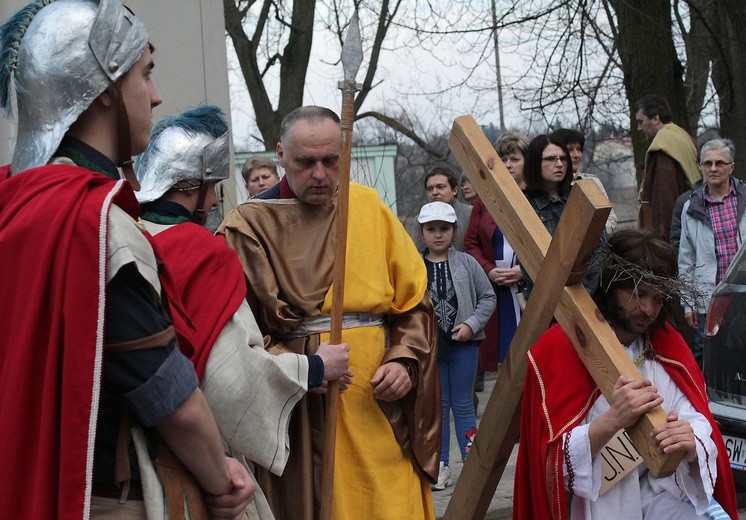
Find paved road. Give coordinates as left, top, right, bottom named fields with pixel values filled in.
left=432, top=372, right=512, bottom=519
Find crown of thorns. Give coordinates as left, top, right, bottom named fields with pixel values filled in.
left=596, top=243, right=706, bottom=308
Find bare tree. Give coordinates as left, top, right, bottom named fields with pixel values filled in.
left=224, top=0, right=427, bottom=151
left=224, top=0, right=742, bottom=178
left=493, top=0, right=742, bottom=176
left=709, top=0, right=746, bottom=164
left=608, top=0, right=690, bottom=173
left=224, top=0, right=315, bottom=148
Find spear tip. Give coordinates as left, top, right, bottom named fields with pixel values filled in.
left=341, top=11, right=363, bottom=82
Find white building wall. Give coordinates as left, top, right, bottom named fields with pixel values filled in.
left=235, top=145, right=399, bottom=213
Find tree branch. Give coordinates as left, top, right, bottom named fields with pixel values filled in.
left=357, top=110, right=449, bottom=161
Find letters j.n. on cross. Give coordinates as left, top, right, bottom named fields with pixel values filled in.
left=443, top=116, right=683, bottom=520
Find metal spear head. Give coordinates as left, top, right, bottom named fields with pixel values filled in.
left=341, top=12, right=363, bottom=83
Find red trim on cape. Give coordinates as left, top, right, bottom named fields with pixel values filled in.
left=513, top=323, right=738, bottom=520
left=0, top=164, right=139, bottom=519
left=147, top=223, right=246, bottom=379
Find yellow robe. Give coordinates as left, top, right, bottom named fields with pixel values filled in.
left=219, top=183, right=440, bottom=520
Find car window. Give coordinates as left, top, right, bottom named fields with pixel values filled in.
left=723, top=245, right=746, bottom=285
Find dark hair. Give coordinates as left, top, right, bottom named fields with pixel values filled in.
left=633, top=95, right=672, bottom=124
left=522, top=134, right=573, bottom=194
left=419, top=221, right=458, bottom=234
left=548, top=128, right=585, bottom=151
left=593, top=229, right=678, bottom=330
left=241, top=156, right=278, bottom=182
left=279, top=106, right=340, bottom=142
left=423, top=166, right=459, bottom=190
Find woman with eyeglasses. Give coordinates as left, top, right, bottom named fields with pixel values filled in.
left=521, top=134, right=601, bottom=297
left=523, top=134, right=574, bottom=235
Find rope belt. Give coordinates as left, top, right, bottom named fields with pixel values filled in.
left=277, top=312, right=385, bottom=340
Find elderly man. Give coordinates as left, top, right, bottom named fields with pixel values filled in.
left=410, top=166, right=473, bottom=251
left=0, top=1, right=254, bottom=518
left=219, top=106, right=440, bottom=520
left=635, top=95, right=701, bottom=241
left=678, top=138, right=746, bottom=367
left=514, top=229, right=737, bottom=519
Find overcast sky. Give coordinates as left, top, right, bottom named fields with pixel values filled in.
left=225, top=13, right=531, bottom=152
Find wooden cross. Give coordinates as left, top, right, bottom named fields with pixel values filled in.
left=444, top=116, right=683, bottom=519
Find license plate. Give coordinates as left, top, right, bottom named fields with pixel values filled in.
left=723, top=434, right=746, bottom=471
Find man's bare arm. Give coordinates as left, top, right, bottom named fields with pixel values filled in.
left=156, top=388, right=233, bottom=495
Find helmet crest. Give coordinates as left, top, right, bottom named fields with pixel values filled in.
left=0, top=0, right=55, bottom=116
left=2, top=0, right=149, bottom=173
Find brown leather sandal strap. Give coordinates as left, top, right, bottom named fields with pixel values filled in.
left=105, top=325, right=175, bottom=353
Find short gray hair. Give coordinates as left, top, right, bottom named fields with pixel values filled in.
left=279, top=106, right=340, bottom=142
left=700, top=138, right=735, bottom=163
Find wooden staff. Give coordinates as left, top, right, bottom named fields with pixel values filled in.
left=320, top=13, right=362, bottom=520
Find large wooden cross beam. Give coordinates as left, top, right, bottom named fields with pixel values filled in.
left=444, top=116, right=682, bottom=519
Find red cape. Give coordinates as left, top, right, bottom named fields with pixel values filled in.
left=513, top=323, right=738, bottom=520
left=147, top=222, right=246, bottom=379
left=0, top=164, right=140, bottom=519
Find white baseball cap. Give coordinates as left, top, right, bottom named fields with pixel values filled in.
left=417, top=201, right=457, bottom=224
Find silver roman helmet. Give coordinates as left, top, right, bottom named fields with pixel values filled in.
left=0, top=0, right=149, bottom=173
left=135, top=105, right=230, bottom=204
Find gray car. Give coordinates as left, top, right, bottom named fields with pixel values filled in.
left=704, top=243, right=746, bottom=486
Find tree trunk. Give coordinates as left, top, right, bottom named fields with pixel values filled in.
left=711, top=0, right=746, bottom=179
left=682, top=0, right=714, bottom=135
left=224, top=0, right=315, bottom=149
left=608, top=0, right=691, bottom=179
left=277, top=0, right=316, bottom=133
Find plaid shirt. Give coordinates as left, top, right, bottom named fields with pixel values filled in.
left=704, top=179, right=739, bottom=283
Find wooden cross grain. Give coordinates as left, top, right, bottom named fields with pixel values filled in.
left=444, top=116, right=683, bottom=520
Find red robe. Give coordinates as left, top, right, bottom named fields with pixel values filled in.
left=0, top=164, right=140, bottom=519
left=147, top=222, right=246, bottom=379
left=464, top=196, right=503, bottom=371
left=513, top=323, right=738, bottom=520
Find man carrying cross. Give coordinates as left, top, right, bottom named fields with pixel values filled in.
left=514, top=228, right=737, bottom=519
left=218, top=105, right=441, bottom=520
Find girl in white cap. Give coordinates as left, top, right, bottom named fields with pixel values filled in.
left=417, top=201, right=496, bottom=491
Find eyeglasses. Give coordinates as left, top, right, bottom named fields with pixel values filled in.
left=542, top=155, right=568, bottom=163
left=700, top=160, right=733, bottom=169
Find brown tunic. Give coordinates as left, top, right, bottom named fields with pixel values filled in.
left=218, top=184, right=440, bottom=519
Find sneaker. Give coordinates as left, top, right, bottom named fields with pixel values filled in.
left=464, top=426, right=477, bottom=457
left=431, top=461, right=451, bottom=491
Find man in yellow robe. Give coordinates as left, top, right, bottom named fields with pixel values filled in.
left=219, top=106, right=440, bottom=520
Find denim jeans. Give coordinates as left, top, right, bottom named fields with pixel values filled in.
left=438, top=340, right=478, bottom=463
left=691, top=312, right=706, bottom=368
